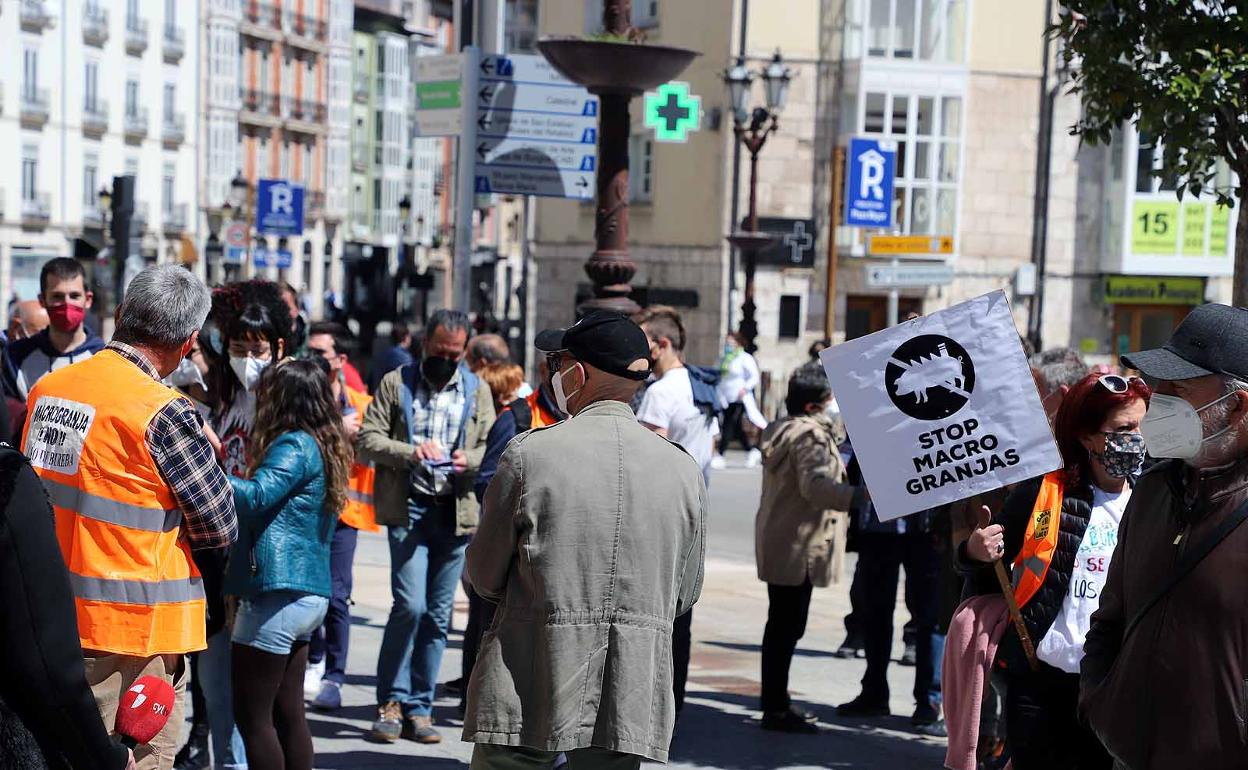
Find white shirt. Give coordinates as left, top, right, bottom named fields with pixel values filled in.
left=716, top=350, right=760, bottom=408
left=1036, top=484, right=1130, bottom=674
left=636, top=367, right=718, bottom=478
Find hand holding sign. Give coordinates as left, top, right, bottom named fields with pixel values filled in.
left=819, top=290, right=1061, bottom=521
left=967, top=505, right=1005, bottom=563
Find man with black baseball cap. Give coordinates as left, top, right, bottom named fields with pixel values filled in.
left=1080, top=303, right=1248, bottom=770
left=462, top=310, right=706, bottom=770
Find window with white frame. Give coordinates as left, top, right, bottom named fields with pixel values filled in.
left=164, top=84, right=176, bottom=123
left=281, top=140, right=291, bottom=179
left=126, top=80, right=140, bottom=117
left=84, top=154, right=99, bottom=206
left=22, top=146, right=38, bottom=202
left=162, top=164, right=175, bottom=215
left=864, top=0, right=966, bottom=63
left=861, top=89, right=961, bottom=235
left=629, top=135, right=654, bottom=203
left=85, top=61, right=100, bottom=111
left=23, top=48, right=38, bottom=99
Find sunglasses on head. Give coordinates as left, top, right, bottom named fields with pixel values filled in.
left=1097, top=374, right=1140, bottom=394
left=545, top=352, right=564, bottom=373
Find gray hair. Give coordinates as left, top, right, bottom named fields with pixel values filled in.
left=113, top=265, right=212, bottom=349
left=424, top=308, right=470, bottom=341
left=1030, top=347, right=1090, bottom=391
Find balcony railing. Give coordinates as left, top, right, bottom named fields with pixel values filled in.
left=283, top=7, right=327, bottom=48
left=125, top=16, right=148, bottom=55
left=20, top=87, right=50, bottom=128
left=240, top=89, right=281, bottom=124
left=282, top=96, right=327, bottom=124
left=162, top=113, right=186, bottom=146
left=82, top=98, right=109, bottom=136
left=21, top=0, right=55, bottom=32
left=83, top=5, right=108, bottom=45
left=162, top=25, right=184, bottom=62
left=21, top=193, right=51, bottom=224
left=307, top=191, right=325, bottom=216
left=124, top=107, right=149, bottom=140
left=353, top=73, right=369, bottom=103
left=241, top=1, right=281, bottom=37
left=163, top=203, right=188, bottom=233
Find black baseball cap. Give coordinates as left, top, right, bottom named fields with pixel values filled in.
left=1121, top=303, right=1248, bottom=381
left=535, top=310, right=652, bottom=381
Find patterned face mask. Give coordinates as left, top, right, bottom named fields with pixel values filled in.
left=1092, top=431, right=1146, bottom=479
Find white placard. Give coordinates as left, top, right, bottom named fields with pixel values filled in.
left=819, top=290, right=1061, bottom=521
left=25, top=396, right=97, bottom=476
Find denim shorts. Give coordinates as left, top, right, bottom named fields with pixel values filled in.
left=232, top=591, right=329, bottom=655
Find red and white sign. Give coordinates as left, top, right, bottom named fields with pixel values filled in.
left=224, top=220, right=248, bottom=249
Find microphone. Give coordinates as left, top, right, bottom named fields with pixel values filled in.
left=115, top=675, right=176, bottom=749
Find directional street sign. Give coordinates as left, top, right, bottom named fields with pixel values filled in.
left=253, top=248, right=293, bottom=269
left=845, top=137, right=897, bottom=228
left=473, top=53, right=599, bottom=200
left=414, top=53, right=465, bottom=137
left=867, top=234, right=955, bottom=256
left=644, top=82, right=701, bottom=143
left=223, top=246, right=247, bottom=265
left=255, top=179, right=305, bottom=236
left=866, top=262, right=955, bottom=288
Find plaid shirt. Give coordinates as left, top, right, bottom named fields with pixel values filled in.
left=409, top=367, right=468, bottom=496
left=110, top=342, right=237, bottom=550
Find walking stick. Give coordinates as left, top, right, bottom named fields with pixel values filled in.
left=993, top=560, right=1040, bottom=672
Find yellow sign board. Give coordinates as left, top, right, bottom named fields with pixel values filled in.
left=1131, top=201, right=1179, bottom=254
left=1132, top=198, right=1233, bottom=258
left=867, top=234, right=954, bottom=256
left=1211, top=205, right=1230, bottom=255
left=1181, top=202, right=1207, bottom=257
left=1104, top=275, right=1204, bottom=306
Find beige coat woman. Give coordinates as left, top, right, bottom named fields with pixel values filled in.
left=755, top=413, right=857, bottom=587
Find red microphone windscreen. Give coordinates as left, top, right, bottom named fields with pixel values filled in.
left=115, top=676, right=176, bottom=745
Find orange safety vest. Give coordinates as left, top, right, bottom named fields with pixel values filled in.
left=1011, top=470, right=1066, bottom=609
left=339, top=387, right=379, bottom=532
left=525, top=389, right=559, bottom=429
left=22, top=349, right=206, bottom=656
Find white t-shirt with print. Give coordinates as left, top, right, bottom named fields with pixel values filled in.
left=1036, top=484, right=1130, bottom=674
left=636, top=367, right=718, bottom=478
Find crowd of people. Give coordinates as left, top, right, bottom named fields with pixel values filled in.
left=1, top=253, right=1247, bottom=770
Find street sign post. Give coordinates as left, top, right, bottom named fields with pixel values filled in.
left=845, top=137, right=897, bottom=228
left=472, top=52, right=599, bottom=201
left=414, top=54, right=465, bottom=137
left=868, top=234, right=955, bottom=256
left=644, top=82, right=701, bottom=143
left=255, top=179, right=305, bottom=236
left=866, top=262, right=955, bottom=288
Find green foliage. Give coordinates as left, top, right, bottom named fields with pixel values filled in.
left=1056, top=0, right=1248, bottom=205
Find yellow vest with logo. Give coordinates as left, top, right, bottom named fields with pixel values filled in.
left=23, top=349, right=206, bottom=656
left=1011, top=471, right=1066, bottom=609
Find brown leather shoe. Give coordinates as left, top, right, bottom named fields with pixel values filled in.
left=368, top=701, right=403, bottom=743
left=402, top=714, right=442, bottom=744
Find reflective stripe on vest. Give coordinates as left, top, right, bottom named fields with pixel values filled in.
left=1011, top=471, right=1066, bottom=609
left=23, top=349, right=206, bottom=656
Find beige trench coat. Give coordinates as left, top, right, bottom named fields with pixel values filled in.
left=463, top=399, right=707, bottom=762
left=755, top=414, right=857, bottom=588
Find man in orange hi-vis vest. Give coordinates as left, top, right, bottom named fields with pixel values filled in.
left=304, top=322, right=379, bottom=711
left=22, top=265, right=237, bottom=770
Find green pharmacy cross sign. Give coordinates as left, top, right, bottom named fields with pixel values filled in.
left=644, top=82, right=702, bottom=143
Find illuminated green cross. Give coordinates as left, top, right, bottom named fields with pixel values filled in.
left=644, top=82, right=701, bottom=143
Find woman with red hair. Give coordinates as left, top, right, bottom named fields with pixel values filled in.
left=956, top=372, right=1150, bottom=769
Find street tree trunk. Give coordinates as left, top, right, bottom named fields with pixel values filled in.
left=1234, top=179, right=1248, bottom=308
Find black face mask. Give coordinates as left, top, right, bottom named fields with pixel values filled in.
left=422, top=355, right=459, bottom=386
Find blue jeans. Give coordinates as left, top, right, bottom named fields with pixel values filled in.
left=375, top=497, right=469, bottom=716
left=200, top=629, right=248, bottom=770
left=309, top=522, right=360, bottom=684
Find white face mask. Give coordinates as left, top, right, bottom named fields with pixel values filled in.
left=551, top=363, right=583, bottom=415
left=229, top=355, right=270, bottom=392
left=1139, top=391, right=1237, bottom=459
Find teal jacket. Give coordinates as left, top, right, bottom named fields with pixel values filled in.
left=224, top=431, right=333, bottom=599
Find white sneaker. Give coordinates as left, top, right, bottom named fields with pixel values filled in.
left=304, top=659, right=326, bottom=698
left=746, top=449, right=762, bottom=468
left=311, top=680, right=342, bottom=711
left=710, top=455, right=727, bottom=470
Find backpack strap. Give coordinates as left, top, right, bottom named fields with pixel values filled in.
left=1122, top=497, right=1248, bottom=643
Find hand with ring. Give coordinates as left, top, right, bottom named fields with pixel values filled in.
left=967, top=505, right=1007, bottom=563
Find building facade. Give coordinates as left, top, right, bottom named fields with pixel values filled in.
left=1, top=0, right=200, bottom=328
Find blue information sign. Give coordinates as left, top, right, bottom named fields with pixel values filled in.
left=255, top=179, right=305, bottom=236
left=845, top=137, right=897, bottom=229
left=253, top=248, right=293, bottom=269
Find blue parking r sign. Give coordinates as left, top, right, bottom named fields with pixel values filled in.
left=845, top=137, right=896, bottom=229
left=255, top=179, right=305, bottom=236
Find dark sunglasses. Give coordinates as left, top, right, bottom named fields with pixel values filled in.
left=545, top=352, right=564, bottom=373
left=1097, top=374, right=1139, bottom=394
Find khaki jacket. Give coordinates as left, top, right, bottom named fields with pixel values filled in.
left=463, top=400, right=706, bottom=762
left=357, top=365, right=495, bottom=535
left=755, top=414, right=856, bottom=588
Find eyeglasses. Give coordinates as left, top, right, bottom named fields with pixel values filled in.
left=545, top=352, right=563, bottom=373
left=1097, top=374, right=1139, bottom=394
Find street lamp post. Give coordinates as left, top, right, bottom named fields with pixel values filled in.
left=723, top=51, right=792, bottom=354
left=228, top=171, right=251, bottom=282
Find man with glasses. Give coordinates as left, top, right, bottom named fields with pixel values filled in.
left=463, top=310, right=706, bottom=770
left=1081, top=303, right=1248, bottom=769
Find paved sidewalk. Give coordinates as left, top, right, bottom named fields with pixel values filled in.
left=306, top=526, right=947, bottom=768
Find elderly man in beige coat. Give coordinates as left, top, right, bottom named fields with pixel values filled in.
left=463, top=311, right=707, bottom=770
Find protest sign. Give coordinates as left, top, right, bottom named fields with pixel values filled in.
left=819, top=290, right=1060, bottom=521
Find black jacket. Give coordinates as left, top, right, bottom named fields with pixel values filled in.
left=0, top=445, right=129, bottom=770
left=956, top=474, right=1094, bottom=672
